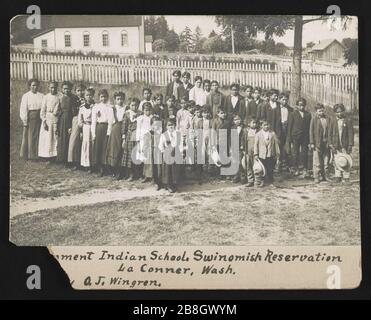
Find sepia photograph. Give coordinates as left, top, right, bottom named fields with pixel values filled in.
left=9, top=14, right=360, bottom=247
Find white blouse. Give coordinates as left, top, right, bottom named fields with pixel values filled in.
left=189, top=86, right=207, bottom=106
left=136, top=114, right=152, bottom=141
left=107, top=105, right=127, bottom=135
left=19, top=91, right=44, bottom=125
left=40, top=93, right=60, bottom=124
left=91, top=102, right=112, bottom=138
left=78, top=107, right=93, bottom=127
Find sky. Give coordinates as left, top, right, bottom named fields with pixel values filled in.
left=165, top=15, right=358, bottom=47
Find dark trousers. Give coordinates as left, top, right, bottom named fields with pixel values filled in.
left=292, top=137, right=309, bottom=170
left=279, top=123, right=289, bottom=167
left=260, top=157, right=276, bottom=183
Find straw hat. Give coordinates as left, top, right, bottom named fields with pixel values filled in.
left=253, top=158, right=266, bottom=177
left=334, top=152, right=353, bottom=172
left=210, top=147, right=222, bottom=167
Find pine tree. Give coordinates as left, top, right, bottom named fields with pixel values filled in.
left=180, top=26, right=194, bottom=53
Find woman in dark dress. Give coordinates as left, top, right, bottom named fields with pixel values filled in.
left=121, top=98, right=140, bottom=181
left=106, top=91, right=127, bottom=180
left=57, top=81, right=77, bottom=164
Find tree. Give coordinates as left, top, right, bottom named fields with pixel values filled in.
left=260, top=38, right=277, bottom=54
left=342, top=38, right=353, bottom=48
left=193, top=26, right=205, bottom=53
left=194, top=26, right=202, bottom=41
left=275, top=42, right=288, bottom=56
left=144, top=15, right=169, bottom=41
left=152, top=39, right=167, bottom=52
left=154, top=16, right=169, bottom=40
left=215, top=15, right=350, bottom=104
left=144, top=16, right=157, bottom=40
left=180, top=26, right=194, bottom=53
left=164, top=29, right=180, bottom=52
left=202, top=36, right=227, bottom=53
left=343, top=39, right=358, bottom=65
left=208, top=30, right=217, bottom=38
left=179, top=41, right=190, bottom=53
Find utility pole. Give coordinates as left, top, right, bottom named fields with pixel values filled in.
left=231, top=24, right=235, bottom=54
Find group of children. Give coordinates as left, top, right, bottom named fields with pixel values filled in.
left=19, top=71, right=355, bottom=193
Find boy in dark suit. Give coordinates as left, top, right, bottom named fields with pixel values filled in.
left=309, top=103, right=332, bottom=183
left=256, top=90, right=269, bottom=121
left=165, top=70, right=182, bottom=101
left=211, top=107, right=230, bottom=176
left=178, top=71, right=193, bottom=100
left=258, top=89, right=282, bottom=142
left=224, top=83, right=246, bottom=124
left=244, top=85, right=254, bottom=109
left=278, top=92, right=293, bottom=171
left=230, top=115, right=244, bottom=183
left=207, top=80, right=226, bottom=118
left=329, top=103, right=354, bottom=182
left=245, top=86, right=261, bottom=122
left=287, top=98, right=311, bottom=177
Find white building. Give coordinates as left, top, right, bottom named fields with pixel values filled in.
left=33, top=15, right=152, bottom=54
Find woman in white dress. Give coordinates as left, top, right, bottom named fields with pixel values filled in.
left=19, top=79, right=44, bottom=160
left=189, top=76, right=207, bottom=107
left=78, top=88, right=95, bottom=170
left=38, top=81, right=60, bottom=159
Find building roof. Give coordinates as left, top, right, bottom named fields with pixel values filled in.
left=145, top=35, right=153, bottom=42
left=32, top=15, right=142, bottom=39
left=309, top=39, right=345, bottom=52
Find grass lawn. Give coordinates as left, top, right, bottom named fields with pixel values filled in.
left=10, top=80, right=361, bottom=246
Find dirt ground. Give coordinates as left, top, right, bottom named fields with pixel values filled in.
left=9, top=80, right=361, bottom=246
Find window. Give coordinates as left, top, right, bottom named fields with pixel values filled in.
left=64, top=31, right=71, bottom=47
left=41, top=39, right=48, bottom=48
left=121, top=30, right=128, bottom=47
left=102, top=30, right=109, bottom=47
left=83, top=31, right=90, bottom=47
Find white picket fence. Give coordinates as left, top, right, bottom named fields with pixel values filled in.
left=10, top=52, right=359, bottom=110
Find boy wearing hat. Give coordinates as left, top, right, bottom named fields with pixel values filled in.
left=254, top=120, right=280, bottom=186
left=309, top=103, right=333, bottom=183
left=287, top=98, right=311, bottom=177
left=329, top=103, right=354, bottom=182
